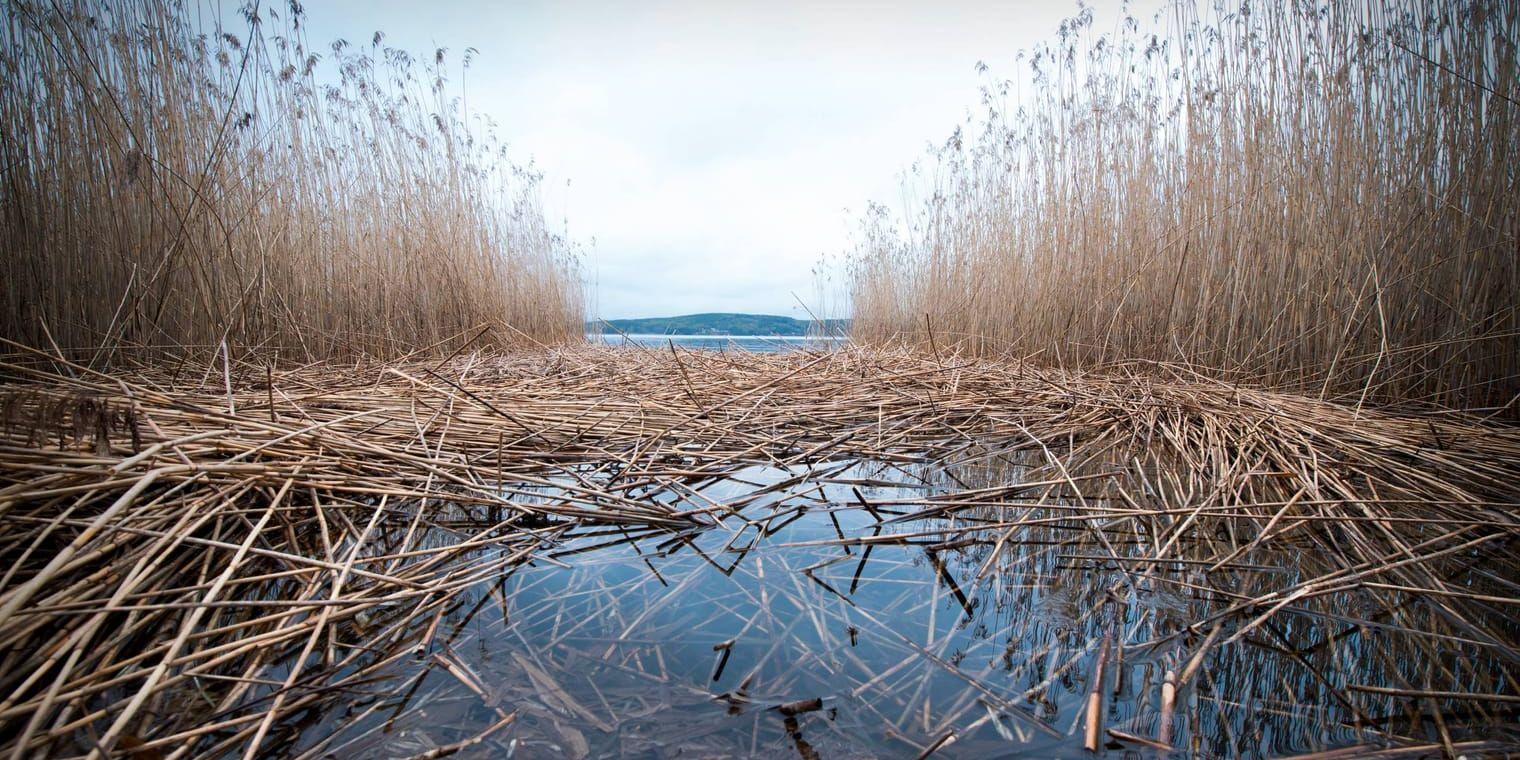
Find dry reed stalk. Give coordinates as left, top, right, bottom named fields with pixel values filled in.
left=0, top=0, right=584, bottom=364
left=846, top=0, right=1519, bottom=413
left=1158, top=668, right=1177, bottom=745
left=1082, top=606, right=1114, bottom=751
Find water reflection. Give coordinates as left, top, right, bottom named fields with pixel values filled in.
left=269, top=460, right=1518, bottom=758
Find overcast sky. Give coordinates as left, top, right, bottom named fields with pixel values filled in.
left=296, top=1, right=1137, bottom=320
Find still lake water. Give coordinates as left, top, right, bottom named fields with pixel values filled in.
left=591, top=333, right=849, bottom=352
left=277, top=457, right=1515, bottom=758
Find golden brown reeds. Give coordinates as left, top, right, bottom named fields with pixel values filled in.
left=847, top=0, right=1519, bottom=413
left=0, top=0, right=584, bottom=363
left=0, top=343, right=1516, bottom=755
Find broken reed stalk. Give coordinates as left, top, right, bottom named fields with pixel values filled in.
left=1083, top=604, right=1115, bottom=752
left=0, top=342, right=1515, bottom=756
left=1158, top=668, right=1177, bottom=746
left=847, top=0, right=1520, bottom=412
left=0, top=0, right=584, bottom=363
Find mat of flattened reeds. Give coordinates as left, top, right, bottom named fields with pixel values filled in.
left=0, top=343, right=1518, bottom=758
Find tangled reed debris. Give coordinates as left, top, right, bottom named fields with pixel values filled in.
left=0, top=344, right=1516, bottom=756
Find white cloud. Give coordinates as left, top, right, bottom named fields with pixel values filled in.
left=297, top=0, right=1138, bottom=318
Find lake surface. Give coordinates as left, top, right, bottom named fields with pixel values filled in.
left=590, top=333, right=849, bottom=352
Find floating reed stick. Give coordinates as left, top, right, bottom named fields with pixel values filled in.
left=1083, top=608, right=1115, bottom=752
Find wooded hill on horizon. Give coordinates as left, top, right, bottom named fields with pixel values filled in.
left=590, top=313, right=849, bottom=336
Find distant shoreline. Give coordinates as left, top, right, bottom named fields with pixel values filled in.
left=591, top=333, right=848, bottom=341
left=591, top=313, right=850, bottom=338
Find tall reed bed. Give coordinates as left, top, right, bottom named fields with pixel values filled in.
left=848, top=0, right=1518, bottom=411
left=1, top=0, right=584, bottom=361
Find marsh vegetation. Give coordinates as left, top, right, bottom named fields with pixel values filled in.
left=848, top=0, right=1519, bottom=412
left=0, top=0, right=583, bottom=361
left=1, top=347, right=1517, bottom=757
left=0, top=0, right=1517, bottom=758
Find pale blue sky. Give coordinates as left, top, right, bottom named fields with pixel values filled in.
left=291, top=1, right=1138, bottom=319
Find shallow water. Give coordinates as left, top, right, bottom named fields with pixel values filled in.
left=274, top=459, right=1518, bottom=758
